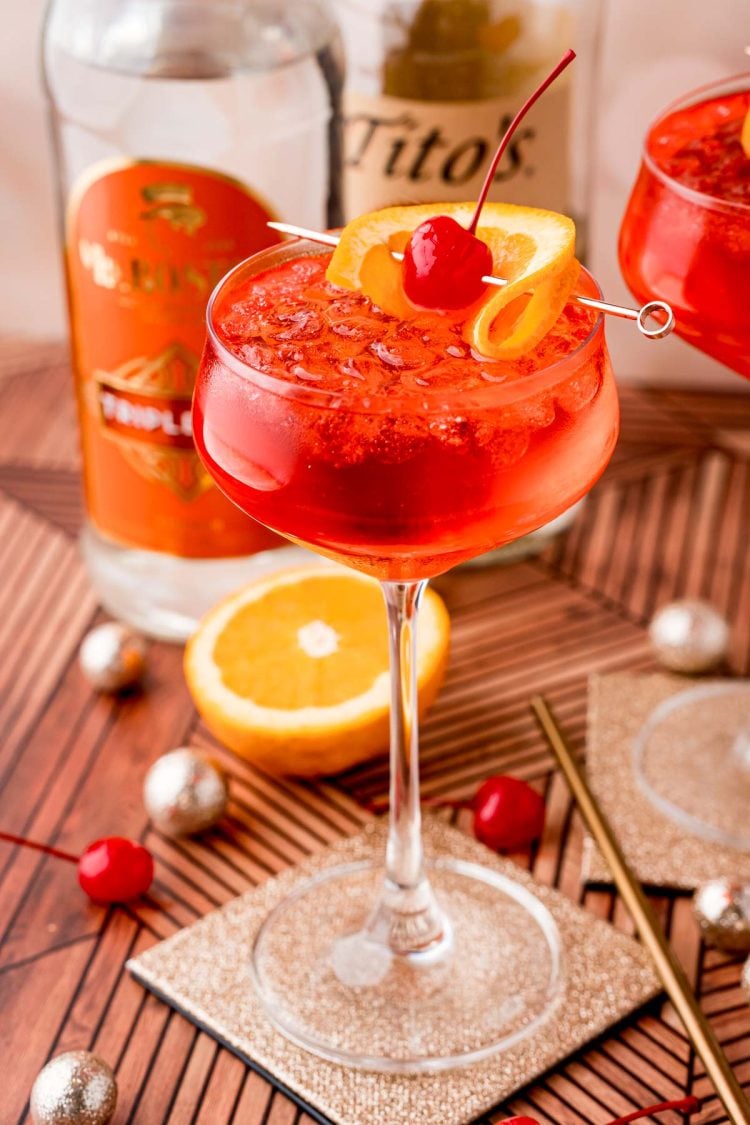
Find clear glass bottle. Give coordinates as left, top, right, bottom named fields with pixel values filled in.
left=43, top=0, right=343, bottom=640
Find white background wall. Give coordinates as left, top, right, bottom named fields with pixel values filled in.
left=2, top=0, right=63, bottom=340
left=1, top=0, right=747, bottom=389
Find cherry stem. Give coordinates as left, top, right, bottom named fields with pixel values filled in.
left=607, top=1095, right=700, bottom=1123
left=421, top=797, right=472, bottom=811
left=467, top=47, right=576, bottom=235
left=0, top=830, right=79, bottom=865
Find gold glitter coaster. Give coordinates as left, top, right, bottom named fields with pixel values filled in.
left=128, top=818, right=658, bottom=1125
left=584, top=673, right=750, bottom=889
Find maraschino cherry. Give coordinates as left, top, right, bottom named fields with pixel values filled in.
left=0, top=830, right=154, bottom=904
left=403, top=215, right=493, bottom=310
left=423, top=775, right=545, bottom=852
left=402, top=48, right=576, bottom=311
left=502, top=1095, right=700, bottom=1124
left=78, top=837, right=154, bottom=903
left=472, top=776, right=545, bottom=852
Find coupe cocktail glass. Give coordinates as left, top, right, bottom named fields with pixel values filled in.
left=619, top=74, right=750, bottom=377
left=193, top=240, right=619, bottom=1071
left=619, top=76, right=750, bottom=848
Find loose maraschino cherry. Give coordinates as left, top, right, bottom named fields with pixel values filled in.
left=422, top=775, right=545, bottom=852
left=402, top=48, right=576, bottom=311
left=502, top=1095, right=700, bottom=1124
left=78, top=837, right=154, bottom=904
left=472, top=776, right=545, bottom=852
left=0, top=830, right=154, bottom=904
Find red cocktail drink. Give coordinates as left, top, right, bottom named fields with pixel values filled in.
left=619, top=76, right=750, bottom=377
left=620, top=80, right=750, bottom=912
left=192, top=225, right=619, bottom=1073
left=195, top=246, right=617, bottom=580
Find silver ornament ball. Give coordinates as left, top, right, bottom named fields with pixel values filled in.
left=79, top=622, right=147, bottom=693
left=693, top=878, right=750, bottom=952
left=649, top=599, right=729, bottom=674
left=742, top=955, right=750, bottom=1002
left=144, top=747, right=228, bottom=836
left=30, top=1050, right=117, bottom=1125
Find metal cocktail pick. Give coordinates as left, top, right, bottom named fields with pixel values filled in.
left=267, top=221, right=676, bottom=341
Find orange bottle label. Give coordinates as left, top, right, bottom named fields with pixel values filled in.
left=66, top=158, right=283, bottom=558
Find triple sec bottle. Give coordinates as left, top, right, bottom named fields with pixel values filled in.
left=43, top=0, right=343, bottom=639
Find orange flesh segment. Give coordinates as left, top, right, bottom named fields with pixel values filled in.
left=183, top=567, right=451, bottom=777
left=326, top=202, right=578, bottom=360
left=214, top=575, right=388, bottom=708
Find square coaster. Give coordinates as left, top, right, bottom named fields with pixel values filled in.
left=128, top=817, right=658, bottom=1125
left=584, top=673, right=750, bottom=889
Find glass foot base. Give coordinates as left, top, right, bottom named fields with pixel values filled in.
left=634, top=682, right=750, bottom=850
left=250, top=857, right=562, bottom=1072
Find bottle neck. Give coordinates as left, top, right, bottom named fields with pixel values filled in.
left=45, top=0, right=339, bottom=78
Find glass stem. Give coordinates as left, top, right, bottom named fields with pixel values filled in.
left=366, top=580, right=447, bottom=957
left=384, top=580, right=426, bottom=887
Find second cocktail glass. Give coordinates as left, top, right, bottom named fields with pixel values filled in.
left=193, top=239, right=619, bottom=1071
left=619, top=73, right=750, bottom=378
left=619, top=75, right=750, bottom=848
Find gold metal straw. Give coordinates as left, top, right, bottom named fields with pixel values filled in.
left=267, top=221, right=676, bottom=340
left=530, top=695, right=750, bottom=1125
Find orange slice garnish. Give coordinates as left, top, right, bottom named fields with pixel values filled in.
left=326, top=202, right=578, bottom=360
left=742, top=108, right=750, bottom=159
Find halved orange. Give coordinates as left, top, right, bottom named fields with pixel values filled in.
left=326, top=202, right=578, bottom=360
left=185, top=566, right=450, bottom=777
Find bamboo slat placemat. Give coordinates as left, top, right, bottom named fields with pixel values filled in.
left=1, top=339, right=749, bottom=1124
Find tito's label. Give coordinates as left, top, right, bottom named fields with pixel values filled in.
left=342, top=86, right=571, bottom=219
left=66, top=158, right=282, bottom=558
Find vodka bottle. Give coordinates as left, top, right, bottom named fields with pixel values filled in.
left=331, top=0, right=599, bottom=256
left=43, top=0, right=343, bottom=639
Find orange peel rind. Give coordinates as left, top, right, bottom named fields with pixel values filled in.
left=466, top=255, right=581, bottom=360
left=741, top=107, right=750, bottom=159
left=326, top=202, right=579, bottom=360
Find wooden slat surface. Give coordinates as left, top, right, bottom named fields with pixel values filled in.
left=0, top=341, right=749, bottom=1125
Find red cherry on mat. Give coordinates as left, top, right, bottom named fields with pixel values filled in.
left=78, top=836, right=154, bottom=903
left=472, top=776, right=545, bottom=852
left=403, top=215, right=493, bottom=310
left=501, top=1097, right=700, bottom=1124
